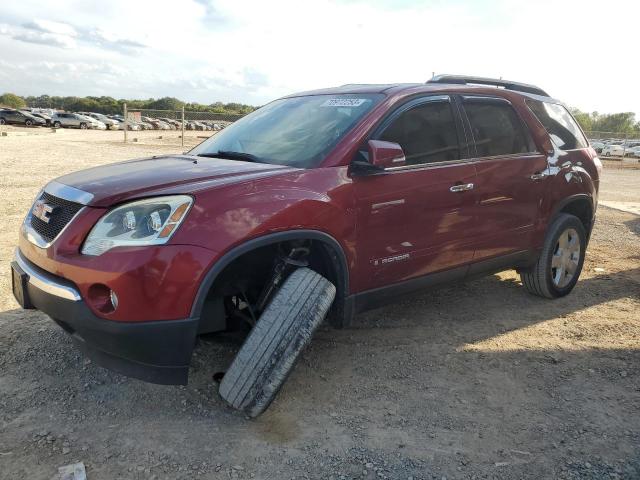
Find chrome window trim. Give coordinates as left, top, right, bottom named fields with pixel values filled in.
left=44, top=181, right=94, bottom=206
left=383, top=157, right=477, bottom=172
left=14, top=248, right=81, bottom=302
left=380, top=151, right=545, bottom=173
left=465, top=151, right=544, bottom=162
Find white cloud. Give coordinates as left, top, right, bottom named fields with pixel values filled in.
left=15, top=18, right=78, bottom=48
left=12, top=30, right=76, bottom=49
left=23, top=19, right=77, bottom=37
left=0, top=0, right=637, bottom=118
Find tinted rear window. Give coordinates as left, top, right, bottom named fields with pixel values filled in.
left=463, top=99, right=530, bottom=157
left=526, top=99, right=588, bottom=150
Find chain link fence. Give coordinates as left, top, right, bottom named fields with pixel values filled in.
left=585, top=131, right=639, bottom=142
left=122, top=105, right=245, bottom=146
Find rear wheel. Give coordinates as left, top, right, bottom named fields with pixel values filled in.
left=520, top=213, right=586, bottom=299
left=79, top=123, right=87, bottom=129
left=0, top=118, right=5, bottom=125
left=219, top=268, right=336, bottom=417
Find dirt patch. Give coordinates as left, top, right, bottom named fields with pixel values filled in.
left=0, top=132, right=639, bottom=479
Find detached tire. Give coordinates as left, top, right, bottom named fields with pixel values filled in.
left=219, top=268, right=336, bottom=417
left=520, top=213, right=586, bottom=299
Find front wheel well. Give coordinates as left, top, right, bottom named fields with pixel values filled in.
left=194, top=234, right=349, bottom=333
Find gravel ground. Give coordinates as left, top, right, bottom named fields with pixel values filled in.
left=0, top=130, right=639, bottom=479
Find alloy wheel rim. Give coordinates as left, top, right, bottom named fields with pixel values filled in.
left=551, top=228, right=581, bottom=288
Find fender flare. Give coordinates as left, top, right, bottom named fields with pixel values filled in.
left=189, top=229, right=351, bottom=322
left=549, top=193, right=595, bottom=225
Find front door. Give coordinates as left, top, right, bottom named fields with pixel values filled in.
left=352, top=95, right=477, bottom=293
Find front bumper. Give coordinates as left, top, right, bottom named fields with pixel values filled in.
left=12, top=249, right=199, bottom=384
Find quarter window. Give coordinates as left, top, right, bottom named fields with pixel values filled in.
left=379, top=100, right=460, bottom=165
left=464, top=99, right=530, bottom=157
left=526, top=99, right=588, bottom=151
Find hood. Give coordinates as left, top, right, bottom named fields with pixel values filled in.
left=51, top=155, right=297, bottom=207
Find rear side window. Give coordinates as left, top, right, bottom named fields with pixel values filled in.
left=379, top=100, right=460, bottom=165
left=463, top=98, right=530, bottom=157
left=526, top=99, right=588, bottom=150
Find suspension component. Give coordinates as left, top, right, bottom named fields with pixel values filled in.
left=255, top=245, right=310, bottom=312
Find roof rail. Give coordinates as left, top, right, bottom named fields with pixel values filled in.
left=427, top=74, right=549, bottom=97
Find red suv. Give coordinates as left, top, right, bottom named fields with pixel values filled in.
left=11, top=75, right=601, bottom=417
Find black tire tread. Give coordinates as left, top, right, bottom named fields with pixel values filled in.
left=219, top=268, right=336, bottom=417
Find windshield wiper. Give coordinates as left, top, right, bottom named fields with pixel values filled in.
left=196, top=150, right=264, bottom=163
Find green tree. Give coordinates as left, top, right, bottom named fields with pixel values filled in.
left=17, top=92, right=258, bottom=116
left=593, top=112, right=636, bottom=134
left=147, top=97, right=184, bottom=111
left=0, top=93, right=26, bottom=108
left=571, top=109, right=592, bottom=132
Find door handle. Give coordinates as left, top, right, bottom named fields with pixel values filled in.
left=449, top=183, right=474, bottom=192
left=530, top=172, right=548, bottom=180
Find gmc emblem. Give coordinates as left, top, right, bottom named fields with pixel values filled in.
left=32, top=200, right=56, bottom=224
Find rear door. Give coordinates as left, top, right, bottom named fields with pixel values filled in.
left=353, top=95, right=477, bottom=292
left=459, top=96, right=549, bottom=262
left=6, top=110, right=21, bottom=124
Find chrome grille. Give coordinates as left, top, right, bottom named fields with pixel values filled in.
left=30, top=192, right=83, bottom=242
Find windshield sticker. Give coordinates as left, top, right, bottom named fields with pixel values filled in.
left=321, top=98, right=367, bottom=107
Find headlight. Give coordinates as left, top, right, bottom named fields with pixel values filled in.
left=81, top=195, right=193, bottom=256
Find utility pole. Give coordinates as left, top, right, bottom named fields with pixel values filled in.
left=181, top=106, right=185, bottom=148
left=123, top=103, right=128, bottom=143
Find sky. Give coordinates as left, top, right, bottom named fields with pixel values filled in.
left=0, top=0, right=637, bottom=117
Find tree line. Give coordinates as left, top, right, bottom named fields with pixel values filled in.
left=570, top=110, right=640, bottom=136
left=0, top=93, right=257, bottom=115
left=1, top=92, right=639, bottom=135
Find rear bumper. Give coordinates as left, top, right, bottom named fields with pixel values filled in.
left=12, top=250, right=198, bottom=384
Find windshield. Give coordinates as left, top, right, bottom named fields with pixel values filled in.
left=189, top=94, right=383, bottom=168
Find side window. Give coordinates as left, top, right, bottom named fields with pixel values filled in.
left=526, top=99, right=588, bottom=151
left=463, top=99, right=530, bottom=157
left=379, top=100, right=460, bottom=165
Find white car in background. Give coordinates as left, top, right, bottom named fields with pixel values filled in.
left=77, top=114, right=107, bottom=130
left=624, top=146, right=640, bottom=158
left=601, top=144, right=625, bottom=157
left=81, top=112, right=122, bottom=130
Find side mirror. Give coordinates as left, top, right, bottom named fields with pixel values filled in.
left=368, top=140, right=406, bottom=169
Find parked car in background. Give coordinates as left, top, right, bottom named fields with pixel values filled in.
left=142, top=117, right=171, bottom=130
left=77, top=114, right=107, bottom=130
left=590, top=141, right=604, bottom=153
left=108, top=116, right=141, bottom=131
left=602, top=144, right=625, bottom=156
left=30, top=112, right=52, bottom=127
left=79, top=112, right=121, bottom=130
left=11, top=75, right=601, bottom=417
left=159, top=118, right=180, bottom=129
left=624, top=146, right=640, bottom=157
left=51, top=112, right=92, bottom=129
left=0, top=109, right=46, bottom=127
left=18, top=109, right=52, bottom=127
